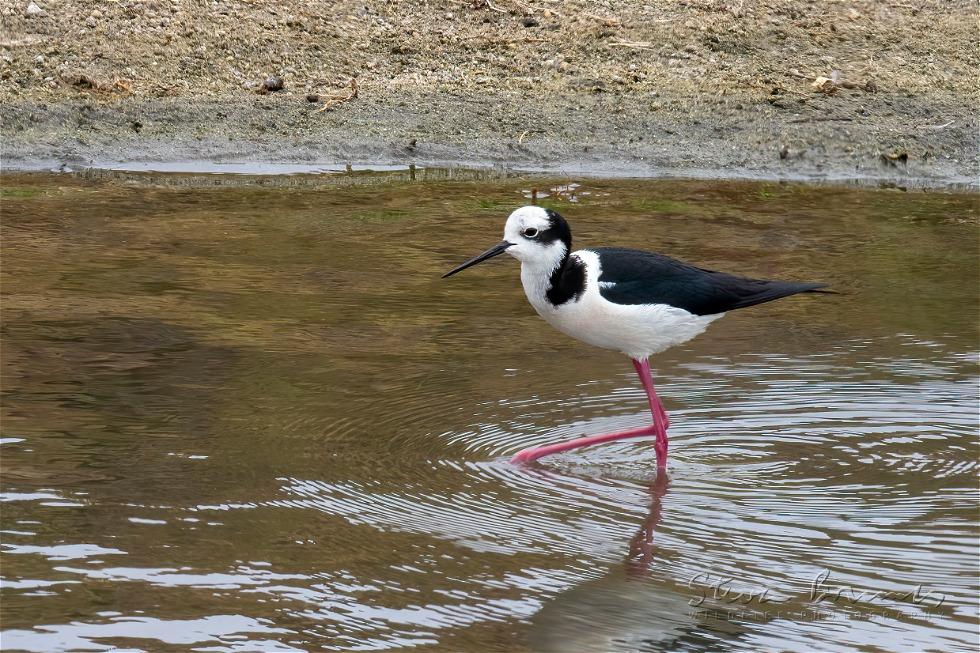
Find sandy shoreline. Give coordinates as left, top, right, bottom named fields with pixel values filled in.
left=2, top=1, right=977, bottom=188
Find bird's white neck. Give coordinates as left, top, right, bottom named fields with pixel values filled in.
left=520, top=251, right=570, bottom=313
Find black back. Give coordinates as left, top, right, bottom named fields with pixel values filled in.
left=594, top=247, right=828, bottom=316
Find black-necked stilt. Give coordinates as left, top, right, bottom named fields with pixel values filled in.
left=443, top=206, right=830, bottom=468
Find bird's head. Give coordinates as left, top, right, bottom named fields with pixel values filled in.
left=442, top=206, right=572, bottom=278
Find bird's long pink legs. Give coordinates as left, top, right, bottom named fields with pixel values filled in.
left=632, top=357, right=669, bottom=464
left=510, top=357, right=670, bottom=468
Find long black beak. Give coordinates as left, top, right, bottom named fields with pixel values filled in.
left=442, top=241, right=513, bottom=278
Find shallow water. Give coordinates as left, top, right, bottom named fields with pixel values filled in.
left=1, top=172, right=977, bottom=652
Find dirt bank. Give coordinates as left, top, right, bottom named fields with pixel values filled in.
left=1, top=0, right=977, bottom=186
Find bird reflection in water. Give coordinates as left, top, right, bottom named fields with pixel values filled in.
left=626, top=472, right=670, bottom=577
left=527, top=472, right=710, bottom=653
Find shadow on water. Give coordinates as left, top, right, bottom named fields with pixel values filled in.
left=0, top=171, right=977, bottom=651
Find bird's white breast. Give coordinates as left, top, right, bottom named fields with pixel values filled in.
left=520, top=249, right=723, bottom=359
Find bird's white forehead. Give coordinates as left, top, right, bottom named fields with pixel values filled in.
left=505, top=206, right=550, bottom=234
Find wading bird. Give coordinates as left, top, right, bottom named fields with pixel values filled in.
left=443, top=206, right=829, bottom=468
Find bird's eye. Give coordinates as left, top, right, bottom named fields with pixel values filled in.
left=523, top=228, right=538, bottom=238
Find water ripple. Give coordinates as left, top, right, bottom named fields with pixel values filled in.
left=263, top=340, right=978, bottom=650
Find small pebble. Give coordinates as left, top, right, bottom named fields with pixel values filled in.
left=262, top=74, right=284, bottom=92
left=306, top=93, right=319, bottom=103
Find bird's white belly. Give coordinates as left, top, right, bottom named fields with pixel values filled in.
left=521, top=252, right=723, bottom=359
left=538, top=294, right=722, bottom=359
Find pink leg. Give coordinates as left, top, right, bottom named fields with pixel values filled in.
left=510, top=423, right=657, bottom=464
left=510, top=357, right=670, bottom=467
left=631, top=358, right=669, bottom=469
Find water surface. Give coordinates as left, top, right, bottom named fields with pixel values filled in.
left=1, top=173, right=977, bottom=652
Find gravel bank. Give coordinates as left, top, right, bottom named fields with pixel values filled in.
left=2, top=0, right=977, bottom=186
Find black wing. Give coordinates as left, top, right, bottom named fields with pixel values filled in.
left=593, top=247, right=829, bottom=316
